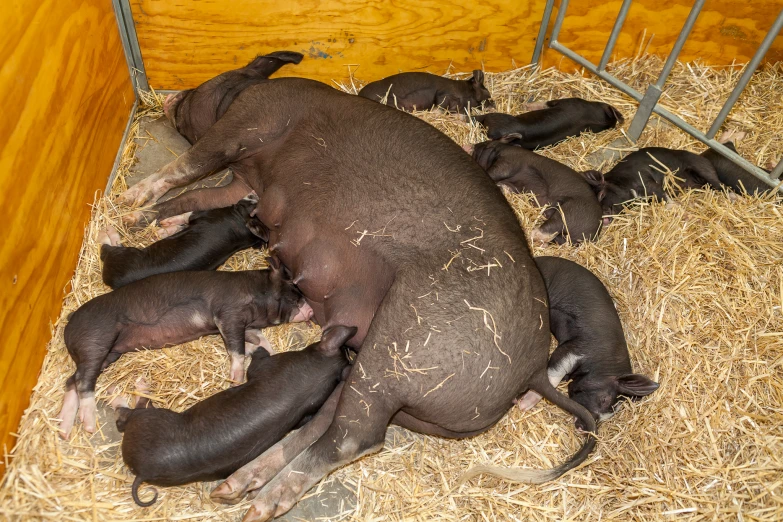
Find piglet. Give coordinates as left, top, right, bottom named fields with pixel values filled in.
left=470, top=137, right=602, bottom=244
left=113, top=325, right=354, bottom=507
left=517, top=256, right=659, bottom=427
left=165, top=51, right=304, bottom=144
left=584, top=147, right=722, bottom=219
left=57, top=258, right=313, bottom=440
left=358, top=70, right=493, bottom=112
left=101, top=193, right=266, bottom=289
left=473, top=98, right=624, bottom=149
left=701, top=130, right=777, bottom=195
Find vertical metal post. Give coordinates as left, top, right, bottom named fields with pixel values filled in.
left=626, top=0, right=706, bottom=140
left=598, top=0, right=633, bottom=71
left=771, top=160, right=783, bottom=181
left=532, top=0, right=557, bottom=64
left=706, top=9, right=783, bottom=139
left=113, top=0, right=149, bottom=94
left=549, top=0, right=571, bottom=44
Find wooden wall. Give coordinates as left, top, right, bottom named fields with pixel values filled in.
left=0, top=0, right=135, bottom=471
left=128, top=0, right=783, bottom=90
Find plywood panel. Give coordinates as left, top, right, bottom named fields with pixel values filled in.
left=130, top=0, right=783, bottom=91
left=541, top=0, right=783, bottom=70
left=0, top=0, right=135, bottom=472
left=129, top=0, right=546, bottom=89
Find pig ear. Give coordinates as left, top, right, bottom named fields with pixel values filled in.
left=582, top=170, right=605, bottom=187
left=319, top=325, right=358, bottom=354
left=266, top=256, right=281, bottom=273
left=616, top=374, right=659, bottom=397
left=245, top=217, right=269, bottom=242
left=499, top=133, right=523, bottom=144
left=604, top=104, right=625, bottom=124
left=471, top=70, right=485, bottom=85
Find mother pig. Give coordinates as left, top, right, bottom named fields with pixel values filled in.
left=119, top=68, right=596, bottom=521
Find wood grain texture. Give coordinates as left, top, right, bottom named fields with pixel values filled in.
left=541, top=0, right=783, bottom=70
left=129, top=0, right=782, bottom=90
left=0, top=0, right=134, bottom=471
left=129, top=0, right=545, bottom=88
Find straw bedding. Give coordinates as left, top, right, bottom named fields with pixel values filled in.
left=1, top=57, right=781, bottom=521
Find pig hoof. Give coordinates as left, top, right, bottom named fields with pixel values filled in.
left=229, top=356, right=246, bottom=386
left=98, top=226, right=122, bottom=246
left=717, top=129, right=746, bottom=144
left=78, top=396, right=98, bottom=434
left=57, top=388, right=80, bottom=440
left=515, top=391, right=543, bottom=411
left=156, top=224, right=183, bottom=239
left=159, top=212, right=193, bottom=228
left=523, top=101, right=549, bottom=111
left=211, top=482, right=247, bottom=504
left=766, top=159, right=779, bottom=171
left=529, top=228, right=558, bottom=245
left=122, top=210, right=146, bottom=226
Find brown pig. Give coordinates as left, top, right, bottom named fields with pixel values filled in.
left=473, top=98, right=624, bottom=149
left=516, top=256, right=659, bottom=428
left=57, top=260, right=312, bottom=440
left=114, top=326, right=354, bottom=507
left=100, top=193, right=266, bottom=289
left=471, top=137, right=603, bottom=244
left=358, top=70, right=493, bottom=112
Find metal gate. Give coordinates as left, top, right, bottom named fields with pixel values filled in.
left=531, top=0, right=783, bottom=189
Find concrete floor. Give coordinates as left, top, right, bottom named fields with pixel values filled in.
left=117, top=114, right=358, bottom=521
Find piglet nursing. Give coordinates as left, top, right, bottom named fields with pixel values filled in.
left=100, top=193, right=266, bottom=289
left=517, top=256, right=659, bottom=427
left=114, top=325, right=355, bottom=506
left=57, top=260, right=312, bottom=439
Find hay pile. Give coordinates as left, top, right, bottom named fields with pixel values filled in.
left=1, top=57, right=781, bottom=521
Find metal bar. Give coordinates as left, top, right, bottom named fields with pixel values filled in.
left=105, top=101, right=139, bottom=194
left=549, top=0, right=571, bottom=44
left=598, top=0, right=633, bottom=71
left=627, top=0, right=706, bottom=140
left=551, top=39, right=780, bottom=190
left=649, top=105, right=779, bottom=189
left=550, top=41, right=644, bottom=101
left=654, top=0, right=706, bottom=88
left=706, top=9, right=783, bottom=139
left=112, top=0, right=138, bottom=100
left=531, top=0, right=557, bottom=64
left=114, top=0, right=149, bottom=93
left=771, top=160, right=783, bottom=181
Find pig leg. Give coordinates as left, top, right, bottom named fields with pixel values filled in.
left=216, top=318, right=250, bottom=385
left=241, top=382, right=396, bottom=521
left=58, top=341, right=113, bottom=438
left=118, top=89, right=287, bottom=210
left=518, top=342, right=581, bottom=411
left=97, top=226, right=122, bottom=246
left=211, top=382, right=345, bottom=504
left=156, top=212, right=192, bottom=239
left=56, top=378, right=80, bottom=439
left=717, top=129, right=746, bottom=144
left=523, top=101, right=549, bottom=111
left=530, top=206, right=563, bottom=245
left=244, top=329, right=273, bottom=356
left=134, top=177, right=253, bottom=227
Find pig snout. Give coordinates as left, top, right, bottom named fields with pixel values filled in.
left=291, top=301, right=314, bottom=322
left=462, top=143, right=475, bottom=154
left=163, top=92, right=184, bottom=122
